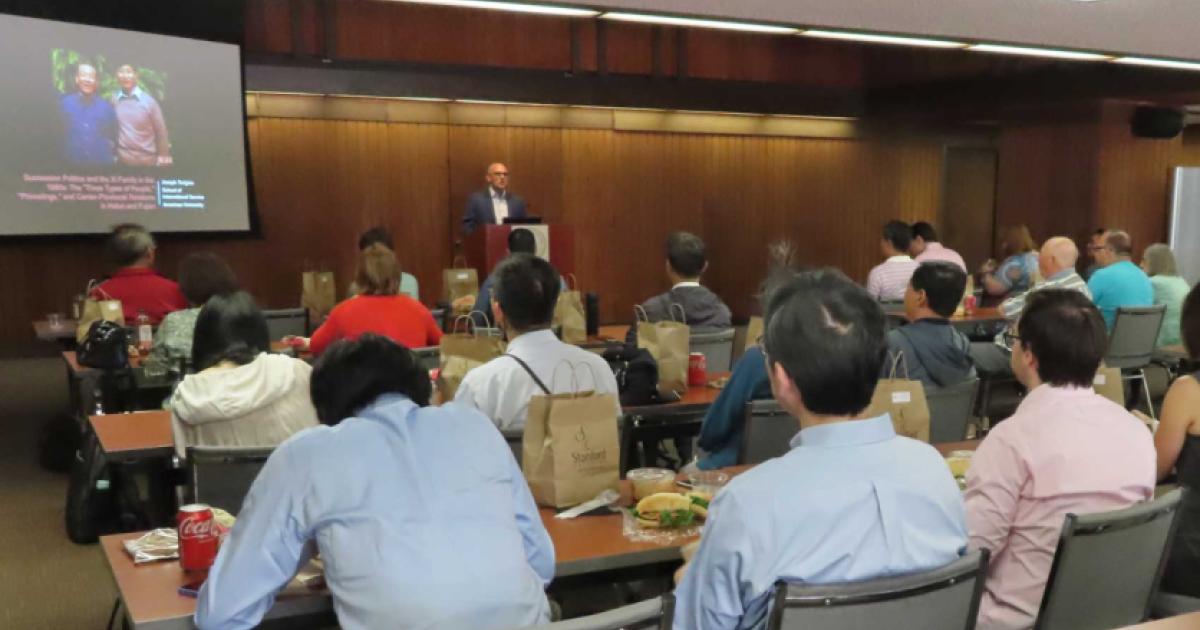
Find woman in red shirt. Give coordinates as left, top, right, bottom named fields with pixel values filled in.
left=307, top=244, right=442, bottom=355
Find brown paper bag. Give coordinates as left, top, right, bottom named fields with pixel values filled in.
left=867, top=352, right=931, bottom=442
left=301, top=270, right=336, bottom=324
left=554, top=276, right=587, bottom=344
left=1093, top=365, right=1125, bottom=407
left=75, top=293, right=125, bottom=344
left=744, top=316, right=764, bottom=354
left=635, top=304, right=690, bottom=398
left=437, top=316, right=506, bottom=400
left=443, top=256, right=479, bottom=306
left=523, top=365, right=620, bottom=508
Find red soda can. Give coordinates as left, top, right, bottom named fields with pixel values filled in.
left=178, top=504, right=219, bottom=571
left=964, top=294, right=978, bottom=315
left=688, top=352, right=707, bottom=386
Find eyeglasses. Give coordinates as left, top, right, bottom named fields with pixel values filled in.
left=1003, top=331, right=1021, bottom=347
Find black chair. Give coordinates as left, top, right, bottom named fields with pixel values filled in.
left=1105, top=305, right=1167, bottom=419
left=262, top=307, right=309, bottom=339
left=1034, top=488, right=1187, bottom=629
left=411, top=346, right=440, bottom=373
left=927, top=378, right=980, bottom=443
left=690, top=328, right=736, bottom=373
left=526, top=595, right=673, bottom=630
left=186, top=445, right=275, bottom=514
left=737, top=399, right=794, bottom=465
left=501, top=428, right=523, bottom=466
left=768, top=549, right=989, bottom=630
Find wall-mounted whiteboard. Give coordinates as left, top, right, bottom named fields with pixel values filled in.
left=1169, top=167, right=1200, bottom=287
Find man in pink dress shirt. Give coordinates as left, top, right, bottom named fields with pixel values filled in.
left=911, top=222, right=967, bottom=271
left=866, top=220, right=920, bottom=302
left=964, top=288, right=1155, bottom=630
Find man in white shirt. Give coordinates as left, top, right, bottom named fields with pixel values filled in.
left=455, top=253, right=620, bottom=431
left=462, top=162, right=529, bottom=234
left=866, top=220, right=920, bottom=302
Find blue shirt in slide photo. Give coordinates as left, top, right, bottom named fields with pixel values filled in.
left=59, top=92, right=117, bottom=164
left=1087, top=260, right=1154, bottom=329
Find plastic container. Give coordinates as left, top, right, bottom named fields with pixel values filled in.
left=627, top=467, right=676, bottom=501
left=687, top=470, right=730, bottom=495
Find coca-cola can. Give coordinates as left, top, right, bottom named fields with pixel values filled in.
left=964, top=294, right=978, bottom=315
left=178, top=504, right=219, bottom=571
left=688, top=352, right=707, bottom=386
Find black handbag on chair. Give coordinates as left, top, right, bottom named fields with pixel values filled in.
left=77, top=320, right=129, bottom=370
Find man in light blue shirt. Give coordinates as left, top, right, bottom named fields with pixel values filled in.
left=1087, top=230, right=1153, bottom=329
left=196, top=335, right=553, bottom=630
left=673, top=269, right=968, bottom=630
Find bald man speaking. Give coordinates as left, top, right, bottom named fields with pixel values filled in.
left=969, top=236, right=1094, bottom=376
left=462, top=162, right=528, bottom=235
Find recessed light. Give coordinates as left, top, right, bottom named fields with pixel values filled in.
left=600, top=12, right=798, bottom=35
left=1113, top=57, right=1200, bottom=72
left=801, top=30, right=965, bottom=49
left=966, top=43, right=1111, bottom=61
left=390, top=0, right=598, bottom=17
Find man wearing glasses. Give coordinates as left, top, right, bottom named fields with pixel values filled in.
left=462, top=162, right=528, bottom=235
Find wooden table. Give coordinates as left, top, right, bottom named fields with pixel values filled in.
left=952, top=307, right=1004, bottom=324
left=622, top=374, right=729, bottom=417
left=91, top=411, right=175, bottom=462
left=1120, top=612, right=1200, bottom=628
left=934, top=439, right=981, bottom=456
left=34, top=317, right=77, bottom=342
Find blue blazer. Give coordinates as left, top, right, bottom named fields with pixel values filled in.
left=462, top=189, right=527, bottom=234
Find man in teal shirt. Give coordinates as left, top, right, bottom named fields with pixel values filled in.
left=1087, top=230, right=1153, bottom=330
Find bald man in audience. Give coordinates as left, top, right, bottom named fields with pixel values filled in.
left=969, top=237, right=1091, bottom=378
left=1087, top=229, right=1153, bottom=330
left=462, top=162, right=528, bottom=234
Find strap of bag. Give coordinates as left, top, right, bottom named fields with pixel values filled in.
left=633, top=304, right=650, bottom=323
left=886, top=349, right=910, bottom=380
left=506, top=354, right=551, bottom=395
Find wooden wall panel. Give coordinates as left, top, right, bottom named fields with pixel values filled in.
left=1094, top=103, right=1181, bottom=250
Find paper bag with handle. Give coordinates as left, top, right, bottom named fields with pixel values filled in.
left=521, top=361, right=621, bottom=508
left=75, top=283, right=125, bottom=344
left=301, top=268, right=337, bottom=326
left=867, top=351, right=931, bottom=442
left=744, top=316, right=764, bottom=355
left=1092, top=363, right=1125, bottom=407
left=554, top=274, right=587, bottom=345
left=444, top=256, right=480, bottom=313
left=437, top=315, right=506, bottom=400
left=635, top=304, right=690, bottom=399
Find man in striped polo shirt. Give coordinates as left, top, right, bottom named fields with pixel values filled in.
left=866, top=220, right=920, bottom=302
left=969, top=236, right=1092, bottom=376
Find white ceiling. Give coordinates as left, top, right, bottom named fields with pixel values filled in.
left=566, top=0, right=1200, bottom=62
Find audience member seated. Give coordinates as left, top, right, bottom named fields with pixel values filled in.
left=169, top=292, right=318, bottom=458
left=672, top=269, right=967, bottom=630
left=469, top=228, right=565, bottom=327
left=347, top=226, right=419, bottom=300
left=89, top=223, right=187, bottom=324
left=979, top=225, right=1039, bottom=300
left=147, top=252, right=238, bottom=368
left=964, top=289, right=1155, bottom=630
left=886, top=262, right=975, bottom=388
left=866, top=220, right=920, bottom=302
left=1087, top=229, right=1153, bottom=330
left=910, top=221, right=967, bottom=271
left=1082, top=227, right=1107, bottom=281
left=969, top=237, right=1090, bottom=378
left=195, top=335, right=554, bottom=629
left=629, top=231, right=732, bottom=336
left=1141, top=243, right=1192, bottom=348
left=307, top=244, right=442, bottom=355
left=1154, top=284, right=1200, bottom=598
left=455, top=253, right=619, bottom=431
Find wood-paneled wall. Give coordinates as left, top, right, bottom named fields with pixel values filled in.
left=0, top=117, right=949, bottom=347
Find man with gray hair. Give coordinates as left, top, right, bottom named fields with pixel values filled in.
left=89, top=223, right=187, bottom=324
left=59, top=61, right=117, bottom=164
left=969, top=236, right=1092, bottom=377
left=1087, top=229, right=1153, bottom=330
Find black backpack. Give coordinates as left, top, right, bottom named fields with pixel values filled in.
left=602, top=342, right=660, bottom=406
left=77, top=320, right=129, bottom=370
left=64, top=430, right=120, bottom=543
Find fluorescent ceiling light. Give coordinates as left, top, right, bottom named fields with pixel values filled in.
left=392, top=0, right=598, bottom=17
left=1114, top=56, right=1200, bottom=71
left=966, top=43, right=1110, bottom=61
left=600, top=12, right=798, bottom=34
left=801, top=30, right=965, bottom=49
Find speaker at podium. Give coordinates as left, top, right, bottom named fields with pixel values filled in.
left=462, top=223, right=575, bottom=280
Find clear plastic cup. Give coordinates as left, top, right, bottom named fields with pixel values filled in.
left=687, top=470, right=730, bottom=495
left=627, top=467, right=676, bottom=501
left=46, top=312, right=63, bottom=328
left=945, top=450, right=975, bottom=479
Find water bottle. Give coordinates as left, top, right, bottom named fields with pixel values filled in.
left=136, top=310, right=152, bottom=355
left=93, top=386, right=104, bottom=416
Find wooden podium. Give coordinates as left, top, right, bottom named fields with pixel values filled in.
left=463, top=224, right=575, bottom=279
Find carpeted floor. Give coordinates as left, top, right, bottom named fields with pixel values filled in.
left=0, top=357, right=118, bottom=629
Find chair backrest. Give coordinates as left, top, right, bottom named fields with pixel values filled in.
left=477, top=326, right=504, bottom=339
left=531, top=595, right=671, bottom=630
left=738, top=399, right=795, bottom=465
left=1034, top=488, right=1187, bottom=630
left=186, top=445, right=275, bottom=514
left=768, top=549, right=989, bottom=630
left=410, top=346, right=440, bottom=373
left=1105, top=306, right=1167, bottom=369
left=690, top=328, right=736, bottom=372
left=500, top=428, right=523, bottom=466
left=262, top=307, right=309, bottom=339
left=926, top=378, right=979, bottom=443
